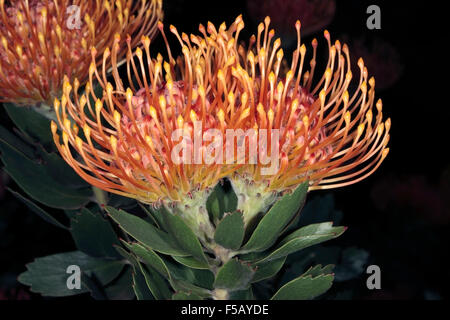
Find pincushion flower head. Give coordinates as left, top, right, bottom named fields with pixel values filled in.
left=51, top=15, right=390, bottom=235
left=228, top=17, right=390, bottom=220
left=0, top=0, right=163, bottom=110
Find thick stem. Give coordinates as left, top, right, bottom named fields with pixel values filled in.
left=211, top=288, right=229, bottom=300
left=211, top=243, right=235, bottom=265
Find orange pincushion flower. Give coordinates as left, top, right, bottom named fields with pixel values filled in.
left=0, top=0, right=163, bottom=105
left=51, top=15, right=390, bottom=205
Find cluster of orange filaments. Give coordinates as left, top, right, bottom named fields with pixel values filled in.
left=52, top=15, right=390, bottom=205
left=0, top=0, right=163, bottom=105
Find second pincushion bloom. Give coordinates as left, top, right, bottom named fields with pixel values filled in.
left=0, top=0, right=163, bottom=110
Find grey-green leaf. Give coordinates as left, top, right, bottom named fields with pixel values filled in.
left=3, top=102, right=54, bottom=146
left=0, top=140, right=92, bottom=209
left=172, top=292, right=203, bottom=300
left=302, top=264, right=335, bottom=278
left=132, top=269, right=154, bottom=300
left=241, top=182, right=308, bottom=253
left=81, top=272, right=107, bottom=300
left=280, top=222, right=346, bottom=245
left=164, top=259, right=215, bottom=293
left=122, top=242, right=213, bottom=298
left=106, top=207, right=186, bottom=256
left=172, top=256, right=209, bottom=269
left=228, top=287, right=254, bottom=300
left=163, top=211, right=209, bottom=265
left=37, top=147, right=89, bottom=188
left=104, top=266, right=135, bottom=300
left=71, top=208, right=122, bottom=258
left=271, top=273, right=334, bottom=300
left=18, top=251, right=124, bottom=297
left=0, top=125, right=35, bottom=158
left=124, top=242, right=170, bottom=279
left=255, top=223, right=346, bottom=263
left=214, top=211, right=245, bottom=250
left=214, top=259, right=255, bottom=291
left=137, top=263, right=172, bottom=300
left=252, top=257, right=287, bottom=283
left=206, top=182, right=238, bottom=222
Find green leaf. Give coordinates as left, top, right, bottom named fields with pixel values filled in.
left=206, top=182, right=238, bottom=222
left=37, top=148, right=89, bottom=188
left=214, top=211, right=245, bottom=250
left=115, top=243, right=153, bottom=300
left=0, top=125, right=35, bottom=158
left=132, top=269, right=154, bottom=300
left=3, top=102, right=54, bottom=146
left=124, top=242, right=170, bottom=279
left=271, top=273, right=334, bottom=300
left=125, top=241, right=213, bottom=286
left=280, top=222, right=345, bottom=245
left=229, top=287, right=254, bottom=300
left=163, top=259, right=214, bottom=295
left=172, top=292, right=203, bottom=300
left=252, top=257, right=287, bottom=283
left=18, top=251, right=124, bottom=297
left=8, top=188, right=69, bottom=230
left=81, top=272, right=107, bottom=300
left=104, top=266, right=135, bottom=300
left=138, top=203, right=161, bottom=228
left=172, top=256, right=209, bottom=269
left=167, top=262, right=214, bottom=290
left=163, top=211, right=209, bottom=265
left=106, top=207, right=186, bottom=256
left=143, top=203, right=169, bottom=230
left=241, top=182, right=308, bottom=253
left=123, top=242, right=212, bottom=298
left=239, top=251, right=266, bottom=262
left=70, top=208, right=121, bottom=258
left=255, top=223, right=346, bottom=264
left=137, top=263, right=172, bottom=300
left=214, top=259, right=255, bottom=291
left=0, top=140, right=92, bottom=209
left=302, top=264, right=335, bottom=278
left=170, top=279, right=212, bottom=298
left=0, top=123, right=88, bottom=189
left=114, top=245, right=140, bottom=267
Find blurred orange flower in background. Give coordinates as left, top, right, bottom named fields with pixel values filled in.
left=247, top=0, right=336, bottom=37
left=0, top=0, right=163, bottom=106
